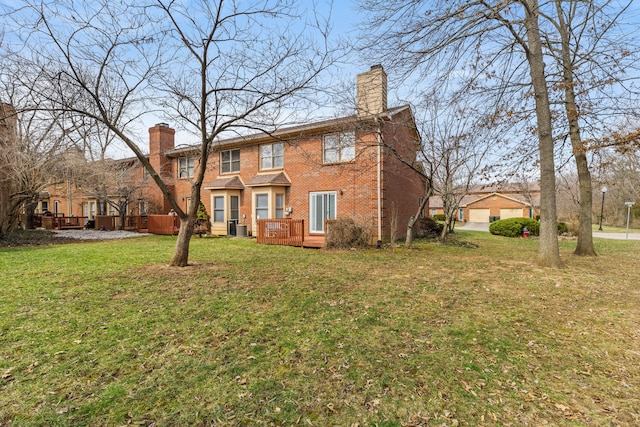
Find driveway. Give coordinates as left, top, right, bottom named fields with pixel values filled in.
left=458, top=222, right=490, bottom=232
left=458, top=222, right=640, bottom=240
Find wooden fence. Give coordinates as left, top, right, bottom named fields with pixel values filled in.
left=256, top=218, right=304, bottom=246
left=94, top=215, right=150, bottom=232
left=147, top=215, right=179, bottom=235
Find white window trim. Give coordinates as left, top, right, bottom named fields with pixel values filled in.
left=260, top=142, right=284, bottom=170
left=178, top=157, right=195, bottom=179
left=323, top=131, right=355, bottom=164
left=309, top=191, right=337, bottom=234
left=213, top=196, right=225, bottom=223
left=220, top=149, right=240, bottom=174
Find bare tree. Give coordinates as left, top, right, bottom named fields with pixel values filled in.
left=0, top=103, right=20, bottom=236
left=8, top=0, right=335, bottom=266
left=541, top=0, right=640, bottom=256
left=358, top=0, right=640, bottom=264
left=420, top=93, right=495, bottom=241
left=595, top=147, right=640, bottom=227
left=357, top=0, right=564, bottom=267
left=70, top=156, right=149, bottom=229
left=0, top=57, right=72, bottom=234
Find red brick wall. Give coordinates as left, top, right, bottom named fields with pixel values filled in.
left=381, top=110, right=426, bottom=239
left=53, top=116, right=423, bottom=241
left=148, top=124, right=176, bottom=213
left=146, top=117, right=422, bottom=241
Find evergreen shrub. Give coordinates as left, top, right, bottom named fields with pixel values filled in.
left=415, top=216, right=444, bottom=238
left=557, top=221, right=569, bottom=235
left=489, top=218, right=540, bottom=238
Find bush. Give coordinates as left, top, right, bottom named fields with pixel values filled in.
left=557, top=221, right=569, bottom=235
left=414, top=216, right=444, bottom=238
left=432, top=214, right=446, bottom=221
left=489, top=218, right=540, bottom=238
left=326, top=218, right=372, bottom=249
left=196, top=201, right=210, bottom=222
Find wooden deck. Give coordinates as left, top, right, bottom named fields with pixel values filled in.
left=302, top=235, right=325, bottom=248
left=256, top=219, right=325, bottom=248
left=41, top=215, right=87, bottom=230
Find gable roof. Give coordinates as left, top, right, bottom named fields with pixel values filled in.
left=429, top=191, right=540, bottom=209
left=203, top=176, right=245, bottom=190
left=245, top=172, right=291, bottom=187
left=164, top=105, right=414, bottom=157
left=467, top=182, right=540, bottom=193
left=463, top=192, right=534, bottom=207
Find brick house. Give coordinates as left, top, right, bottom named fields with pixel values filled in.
left=429, top=183, right=541, bottom=223
left=43, top=65, right=426, bottom=243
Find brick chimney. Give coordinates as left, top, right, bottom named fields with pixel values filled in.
left=356, top=64, right=388, bottom=116
left=149, top=123, right=175, bottom=179
left=0, top=103, right=17, bottom=143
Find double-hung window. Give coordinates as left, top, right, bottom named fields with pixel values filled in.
left=178, top=157, right=195, bottom=178
left=255, top=194, right=269, bottom=220
left=260, top=142, right=284, bottom=169
left=323, top=131, right=355, bottom=163
left=213, top=196, right=225, bottom=223
left=230, top=196, right=239, bottom=221
left=221, top=149, right=240, bottom=173
left=275, top=194, right=284, bottom=218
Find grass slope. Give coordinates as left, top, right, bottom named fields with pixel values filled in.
left=1, top=233, right=639, bottom=426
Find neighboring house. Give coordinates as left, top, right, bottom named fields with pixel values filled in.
left=45, top=65, right=426, bottom=243
left=429, top=183, right=541, bottom=223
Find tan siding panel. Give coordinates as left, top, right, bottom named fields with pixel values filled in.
left=500, top=208, right=524, bottom=219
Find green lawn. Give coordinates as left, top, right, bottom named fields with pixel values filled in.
left=592, top=224, right=640, bottom=233
left=1, top=233, right=639, bottom=426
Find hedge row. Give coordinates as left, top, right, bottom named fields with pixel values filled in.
left=489, top=218, right=539, bottom=237
left=489, top=217, right=569, bottom=238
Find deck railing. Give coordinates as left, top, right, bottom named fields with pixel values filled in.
left=147, top=214, right=179, bottom=235
left=256, top=218, right=304, bottom=246
left=93, top=215, right=147, bottom=231
left=41, top=215, right=87, bottom=230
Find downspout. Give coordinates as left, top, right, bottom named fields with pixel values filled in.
left=376, top=124, right=383, bottom=247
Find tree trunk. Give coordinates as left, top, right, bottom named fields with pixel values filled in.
left=405, top=193, right=430, bottom=248
left=555, top=1, right=596, bottom=256
left=523, top=0, right=563, bottom=268
left=170, top=216, right=195, bottom=267
left=118, top=200, right=127, bottom=230
left=440, top=214, right=451, bottom=241
left=24, top=196, right=38, bottom=229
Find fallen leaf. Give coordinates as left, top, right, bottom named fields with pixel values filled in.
left=2, top=367, right=15, bottom=379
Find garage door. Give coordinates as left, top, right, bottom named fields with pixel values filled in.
left=469, top=208, right=490, bottom=222
left=500, top=208, right=523, bottom=219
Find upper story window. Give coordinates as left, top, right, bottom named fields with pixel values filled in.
left=221, top=149, right=240, bottom=174
left=323, top=131, right=355, bottom=164
left=178, top=157, right=195, bottom=178
left=260, top=142, right=284, bottom=170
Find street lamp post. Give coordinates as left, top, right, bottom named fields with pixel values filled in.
left=598, top=185, right=607, bottom=231
left=625, top=202, right=635, bottom=240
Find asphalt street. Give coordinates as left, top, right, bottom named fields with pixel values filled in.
left=459, top=222, right=640, bottom=240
